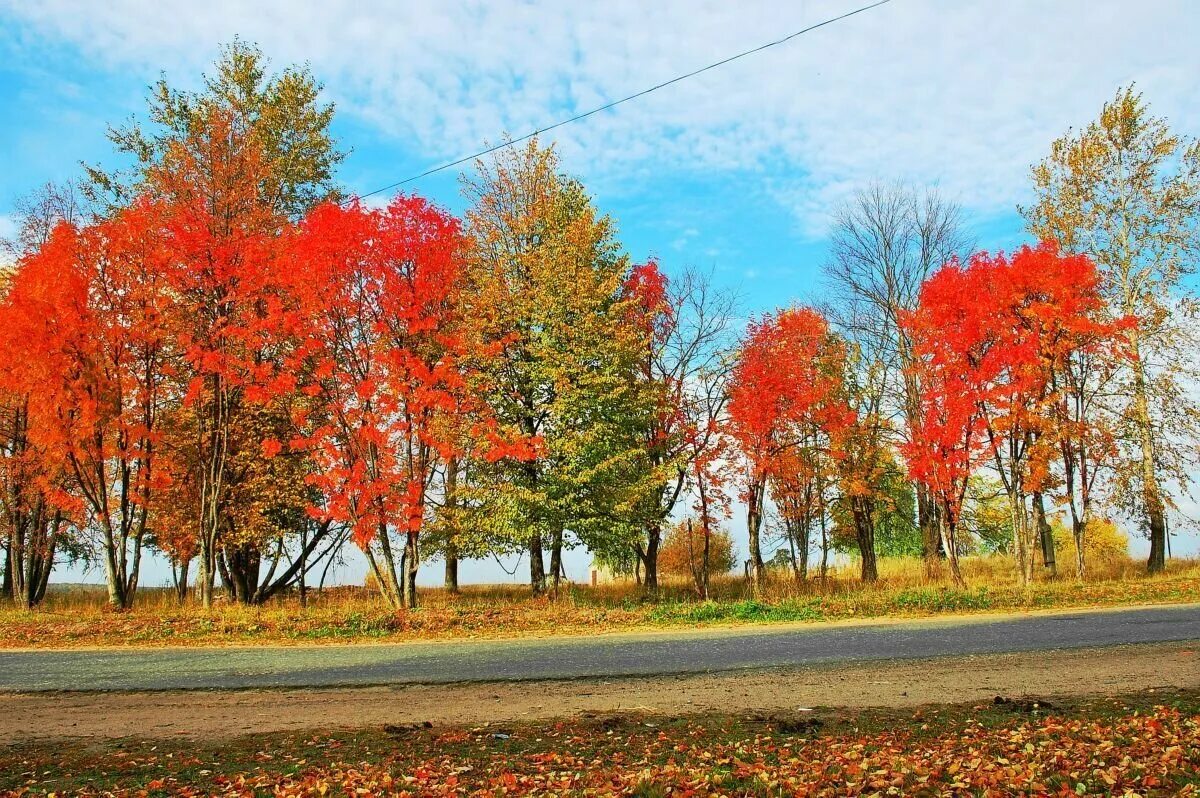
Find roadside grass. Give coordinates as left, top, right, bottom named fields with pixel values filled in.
left=2, top=689, right=1198, bottom=796
left=0, top=555, right=1197, bottom=649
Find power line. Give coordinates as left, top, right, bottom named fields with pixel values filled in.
left=346, top=0, right=894, bottom=204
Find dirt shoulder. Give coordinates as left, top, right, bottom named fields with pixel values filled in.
left=5, top=641, right=1195, bottom=742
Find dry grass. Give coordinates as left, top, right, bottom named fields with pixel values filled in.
left=0, top=555, right=1197, bottom=649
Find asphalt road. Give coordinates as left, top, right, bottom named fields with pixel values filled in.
left=2, top=604, right=1198, bottom=692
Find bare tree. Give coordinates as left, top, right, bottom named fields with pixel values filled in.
left=824, top=182, right=972, bottom=579
left=634, top=267, right=738, bottom=591
left=1, top=180, right=89, bottom=258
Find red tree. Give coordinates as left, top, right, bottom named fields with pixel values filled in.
left=1, top=267, right=71, bottom=608
left=147, top=111, right=301, bottom=608
left=727, top=307, right=848, bottom=591
left=1, top=204, right=173, bottom=608
left=902, top=242, right=1118, bottom=585
left=288, top=197, right=532, bottom=609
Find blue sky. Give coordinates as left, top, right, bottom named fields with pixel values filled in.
left=2, top=0, right=1198, bottom=585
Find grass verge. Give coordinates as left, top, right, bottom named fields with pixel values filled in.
left=1, top=557, right=1197, bottom=649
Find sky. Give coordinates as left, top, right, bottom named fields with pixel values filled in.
left=1, top=0, right=1198, bottom=587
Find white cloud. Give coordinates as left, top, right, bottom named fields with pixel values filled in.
left=4, top=0, right=1198, bottom=236
left=670, top=227, right=699, bottom=251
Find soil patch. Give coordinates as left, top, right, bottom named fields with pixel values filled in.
left=4, top=641, right=1195, bottom=741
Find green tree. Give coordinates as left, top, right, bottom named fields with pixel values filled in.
left=460, top=139, right=655, bottom=595
left=870, top=458, right=921, bottom=558
left=959, top=477, right=1013, bottom=556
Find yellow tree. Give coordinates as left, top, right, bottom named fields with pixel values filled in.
left=1023, top=86, right=1200, bottom=572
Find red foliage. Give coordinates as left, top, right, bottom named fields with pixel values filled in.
left=622, top=258, right=673, bottom=348
left=902, top=241, right=1117, bottom=543
left=726, top=307, right=852, bottom=580
left=286, top=197, right=532, bottom=549
left=727, top=307, right=850, bottom=487
left=1, top=204, right=173, bottom=527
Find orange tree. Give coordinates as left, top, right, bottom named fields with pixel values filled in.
left=658, top=518, right=737, bottom=593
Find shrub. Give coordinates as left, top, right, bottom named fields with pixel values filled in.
left=1051, top=517, right=1129, bottom=567
left=659, top=520, right=737, bottom=586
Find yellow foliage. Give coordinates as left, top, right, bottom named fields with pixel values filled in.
left=1051, top=517, right=1129, bottom=565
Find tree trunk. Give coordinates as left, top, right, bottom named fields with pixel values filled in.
left=549, top=524, right=564, bottom=597
left=852, top=498, right=878, bottom=584
left=216, top=548, right=235, bottom=602
left=1010, top=489, right=1033, bottom=586
left=786, top=522, right=802, bottom=582
left=403, top=532, right=419, bottom=609
left=443, top=456, right=460, bottom=593
left=365, top=525, right=403, bottom=609
left=917, top=485, right=942, bottom=579
left=9, top=516, right=25, bottom=605
left=642, top=522, right=660, bottom=593
left=818, top=488, right=829, bottom=586
left=940, top=510, right=965, bottom=588
left=19, top=516, right=57, bottom=609
left=1033, top=492, right=1056, bottom=576
left=377, top=526, right=405, bottom=605
left=249, top=522, right=331, bottom=605
left=529, top=533, right=545, bottom=595
left=1072, top=518, right=1087, bottom=580
left=173, top=557, right=191, bottom=604
left=1, top=543, right=11, bottom=601
left=31, top=539, right=54, bottom=607
left=444, top=548, right=459, bottom=593
left=103, top=549, right=126, bottom=609
left=223, top=541, right=263, bottom=605
left=746, top=479, right=766, bottom=594
left=197, top=551, right=215, bottom=609
left=1132, top=358, right=1168, bottom=572
left=298, top=524, right=308, bottom=609
left=364, top=544, right=401, bottom=610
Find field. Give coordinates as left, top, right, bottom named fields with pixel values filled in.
left=2, top=555, right=1197, bottom=649
left=4, top=689, right=1199, bottom=796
